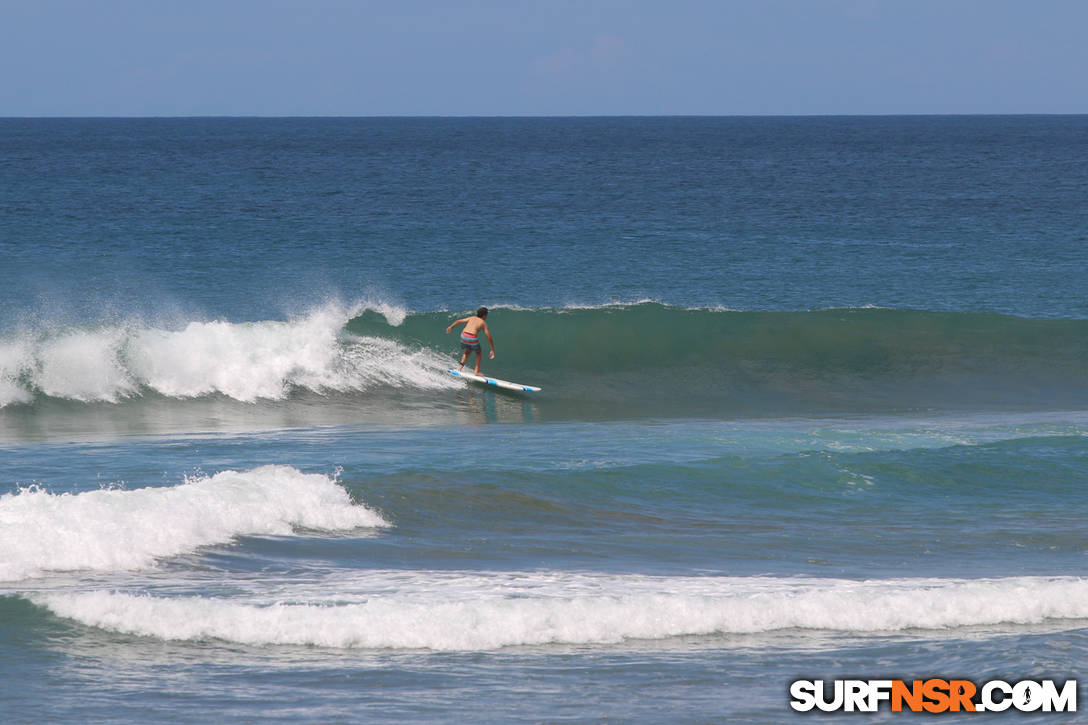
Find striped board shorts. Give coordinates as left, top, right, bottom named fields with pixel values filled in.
left=460, top=331, right=481, bottom=353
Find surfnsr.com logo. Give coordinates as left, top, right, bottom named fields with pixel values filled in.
left=789, top=679, right=1078, bottom=713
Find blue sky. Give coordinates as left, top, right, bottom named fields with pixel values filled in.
left=3, top=0, right=1085, bottom=116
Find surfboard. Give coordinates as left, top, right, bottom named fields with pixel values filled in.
left=448, top=369, right=541, bottom=392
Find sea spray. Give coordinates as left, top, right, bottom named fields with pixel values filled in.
left=0, top=301, right=451, bottom=408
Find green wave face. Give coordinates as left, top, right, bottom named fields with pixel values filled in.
left=349, top=303, right=1088, bottom=415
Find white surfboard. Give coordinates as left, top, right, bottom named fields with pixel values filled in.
left=448, top=369, right=541, bottom=392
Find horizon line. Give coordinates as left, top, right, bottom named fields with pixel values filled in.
left=3, top=112, right=1087, bottom=120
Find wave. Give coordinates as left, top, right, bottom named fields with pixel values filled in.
left=3, top=302, right=1087, bottom=418
left=0, top=301, right=450, bottom=408
left=0, top=465, right=388, bottom=582
left=27, top=573, right=1088, bottom=651
left=364, top=302, right=1088, bottom=375
left=354, top=303, right=1088, bottom=414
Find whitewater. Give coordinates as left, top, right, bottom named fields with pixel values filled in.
left=6, top=461, right=1086, bottom=652
left=0, top=302, right=451, bottom=407
left=30, top=574, right=1088, bottom=651
left=0, top=466, right=388, bottom=581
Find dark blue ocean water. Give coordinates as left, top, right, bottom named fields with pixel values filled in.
left=1, top=117, right=1086, bottom=722
left=3, top=116, right=1087, bottom=320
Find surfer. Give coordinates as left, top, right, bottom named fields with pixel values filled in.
left=446, top=307, right=495, bottom=374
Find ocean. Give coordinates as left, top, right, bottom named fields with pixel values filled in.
left=1, top=116, right=1086, bottom=722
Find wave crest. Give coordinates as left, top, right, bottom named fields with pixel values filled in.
left=5, top=303, right=1088, bottom=416
left=0, top=465, right=388, bottom=581
left=30, top=574, right=1088, bottom=651
left=0, top=302, right=450, bottom=407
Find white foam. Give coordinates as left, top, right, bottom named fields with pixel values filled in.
left=37, top=326, right=139, bottom=402
left=544, top=299, right=748, bottom=314
left=0, top=301, right=451, bottom=407
left=359, top=299, right=408, bottom=327
left=556, top=298, right=661, bottom=311
left=0, top=465, right=388, bottom=581
left=0, top=338, right=34, bottom=406
left=31, top=573, right=1088, bottom=651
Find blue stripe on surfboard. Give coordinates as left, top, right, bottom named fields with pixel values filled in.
left=448, top=369, right=540, bottom=392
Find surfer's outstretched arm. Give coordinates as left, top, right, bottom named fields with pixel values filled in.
left=446, top=317, right=469, bottom=333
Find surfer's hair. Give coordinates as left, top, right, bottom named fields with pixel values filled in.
left=477, top=307, right=488, bottom=318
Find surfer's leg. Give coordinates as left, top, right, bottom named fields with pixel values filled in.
left=458, top=348, right=469, bottom=371
left=473, top=349, right=482, bottom=374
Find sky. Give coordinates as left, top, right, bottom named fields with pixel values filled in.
left=2, top=0, right=1086, bottom=116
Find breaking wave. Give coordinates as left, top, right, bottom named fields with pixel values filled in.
left=0, top=465, right=388, bottom=581
left=3, top=301, right=1087, bottom=417
left=0, top=302, right=451, bottom=408
left=28, top=573, right=1088, bottom=651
